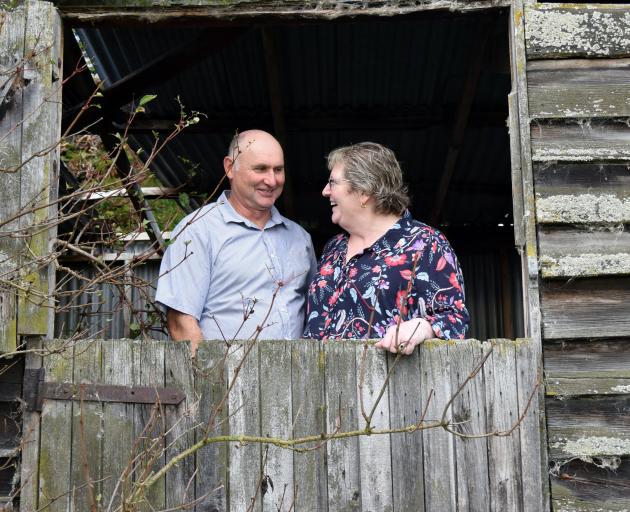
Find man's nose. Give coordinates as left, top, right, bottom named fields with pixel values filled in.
left=263, top=170, right=277, bottom=186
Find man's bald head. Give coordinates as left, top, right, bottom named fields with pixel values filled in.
left=227, top=130, right=283, bottom=170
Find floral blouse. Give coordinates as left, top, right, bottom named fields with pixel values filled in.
left=303, top=212, right=469, bottom=340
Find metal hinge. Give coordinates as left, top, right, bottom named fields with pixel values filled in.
left=23, top=368, right=185, bottom=412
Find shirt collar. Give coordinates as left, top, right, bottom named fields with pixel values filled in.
left=217, top=190, right=285, bottom=229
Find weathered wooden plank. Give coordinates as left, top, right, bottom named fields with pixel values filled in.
left=516, top=339, right=548, bottom=512
left=133, top=339, right=166, bottom=510
left=0, top=2, right=26, bottom=353
left=484, top=339, right=523, bottom=511
left=70, top=339, right=103, bottom=511
left=292, top=340, right=327, bottom=511
left=508, top=91, right=525, bottom=248
left=38, top=339, right=74, bottom=512
left=259, top=340, right=294, bottom=512
left=17, top=0, right=62, bottom=336
left=525, top=5, right=630, bottom=59
left=387, top=349, right=424, bottom=512
left=165, top=342, right=196, bottom=509
left=550, top=458, right=630, bottom=512
left=547, top=396, right=630, bottom=460
left=18, top=336, right=43, bottom=511
left=540, top=277, right=630, bottom=340
left=449, top=340, right=490, bottom=511
left=531, top=120, right=630, bottom=162
left=528, top=59, right=630, bottom=119
left=56, top=0, right=510, bottom=25
left=538, top=227, right=630, bottom=278
left=227, top=341, right=262, bottom=511
left=547, top=377, right=630, bottom=397
left=324, top=339, right=361, bottom=511
left=544, top=339, right=630, bottom=379
left=101, top=339, right=135, bottom=510
left=195, top=340, right=228, bottom=512
left=420, top=341, right=455, bottom=511
left=356, top=345, right=393, bottom=512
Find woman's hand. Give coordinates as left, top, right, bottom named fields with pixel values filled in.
left=375, top=318, right=435, bottom=355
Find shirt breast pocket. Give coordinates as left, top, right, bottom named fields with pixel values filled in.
left=281, top=242, right=312, bottom=291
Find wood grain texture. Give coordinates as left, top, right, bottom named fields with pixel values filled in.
left=525, top=5, right=630, bottom=59
left=259, top=340, right=293, bottom=512
left=531, top=120, right=630, bottom=162
left=540, top=277, right=630, bottom=340
left=449, top=340, right=490, bottom=512
left=324, top=339, right=361, bottom=511
left=0, top=2, right=26, bottom=352
left=195, top=340, right=229, bottom=512
left=420, top=341, right=456, bottom=512
left=292, top=340, right=327, bottom=511
left=387, top=350, right=424, bottom=512
left=357, top=345, right=393, bottom=512
left=528, top=59, right=630, bottom=119
left=544, top=339, right=630, bottom=379
left=484, top=340, right=523, bottom=511
left=538, top=227, right=630, bottom=278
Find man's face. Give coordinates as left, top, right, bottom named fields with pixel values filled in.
left=226, top=135, right=285, bottom=215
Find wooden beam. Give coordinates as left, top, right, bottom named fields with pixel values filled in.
left=429, top=16, right=493, bottom=226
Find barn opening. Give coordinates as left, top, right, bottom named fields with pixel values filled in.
left=56, top=8, right=523, bottom=341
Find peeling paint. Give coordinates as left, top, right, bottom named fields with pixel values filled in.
left=540, top=252, right=630, bottom=277
left=536, top=193, right=630, bottom=223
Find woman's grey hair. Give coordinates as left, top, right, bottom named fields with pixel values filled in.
left=327, top=142, right=410, bottom=216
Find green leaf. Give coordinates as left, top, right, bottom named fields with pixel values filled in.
left=138, top=94, right=157, bottom=107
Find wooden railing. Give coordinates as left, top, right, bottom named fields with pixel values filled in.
left=20, top=338, right=546, bottom=511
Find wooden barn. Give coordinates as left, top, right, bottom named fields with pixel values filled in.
left=1, top=0, right=630, bottom=510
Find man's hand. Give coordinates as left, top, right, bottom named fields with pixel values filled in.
left=375, top=318, right=435, bottom=355
left=167, top=309, right=204, bottom=356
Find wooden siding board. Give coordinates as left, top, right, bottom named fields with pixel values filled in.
left=540, top=277, right=630, bottom=340
left=449, top=340, right=491, bottom=511
left=420, top=341, right=456, bottom=511
left=291, top=340, right=328, bottom=511
left=101, top=339, right=135, bottom=509
left=165, top=342, right=196, bottom=509
left=0, top=2, right=26, bottom=353
left=531, top=121, right=630, bottom=162
left=195, top=340, right=228, bottom=512
left=357, top=345, right=393, bottom=512
left=525, top=5, right=630, bottom=59
left=547, top=377, right=630, bottom=397
left=324, top=340, right=361, bottom=511
left=387, top=350, right=425, bottom=512
left=227, top=341, right=262, bottom=511
left=544, top=339, right=630, bottom=379
left=528, top=59, right=630, bottom=119
left=17, top=0, right=61, bottom=336
left=259, top=340, right=294, bottom=512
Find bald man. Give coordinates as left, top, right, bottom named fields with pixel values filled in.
left=156, top=130, right=316, bottom=353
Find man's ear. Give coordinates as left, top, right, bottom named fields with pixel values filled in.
left=223, top=156, right=235, bottom=179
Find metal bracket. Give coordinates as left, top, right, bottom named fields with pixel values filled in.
left=23, top=368, right=185, bottom=412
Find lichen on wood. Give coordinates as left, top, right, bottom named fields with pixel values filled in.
left=539, top=252, right=630, bottom=278
left=536, top=193, right=630, bottom=224
left=552, top=436, right=630, bottom=460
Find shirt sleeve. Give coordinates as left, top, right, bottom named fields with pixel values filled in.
left=155, top=217, right=212, bottom=320
left=416, top=233, right=470, bottom=340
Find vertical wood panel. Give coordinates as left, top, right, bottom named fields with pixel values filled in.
left=325, top=340, right=361, bottom=511
left=70, top=340, right=103, bottom=511
left=292, top=340, right=328, bottom=511
left=38, top=339, right=74, bottom=512
left=387, top=350, right=424, bottom=512
left=450, top=340, right=490, bottom=511
left=421, top=341, right=456, bottom=511
left=357, top=345, right=393, bottom=512
left=195, top=340, right=228, bottom=512
left=165, top=342, right=196, bottom=508
left=227, top=341, right=261, bottom=511
left=133, top=340, right=166, bottom=510
left=260, top=340, right=294, bottom=512
left=101, top=339, right=135, bottom=510
left=0, top=2, right=26, bottom=352
left=485, top=340, right=523, bottom=511
left=17, top=0, right=61, bottom=336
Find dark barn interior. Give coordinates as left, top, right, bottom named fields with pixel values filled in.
left=60, top=8, right=524, bottom=341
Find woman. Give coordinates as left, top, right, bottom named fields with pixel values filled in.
left=303, top=142, right=469, bottom=354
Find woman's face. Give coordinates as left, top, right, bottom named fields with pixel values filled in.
left=322, top=163, right=364, bottom=229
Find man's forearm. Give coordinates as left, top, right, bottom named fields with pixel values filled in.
left=167, top=309, right=204, bottom=353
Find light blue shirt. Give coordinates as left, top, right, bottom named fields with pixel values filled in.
left=156, top=191, right=317, bottom=340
